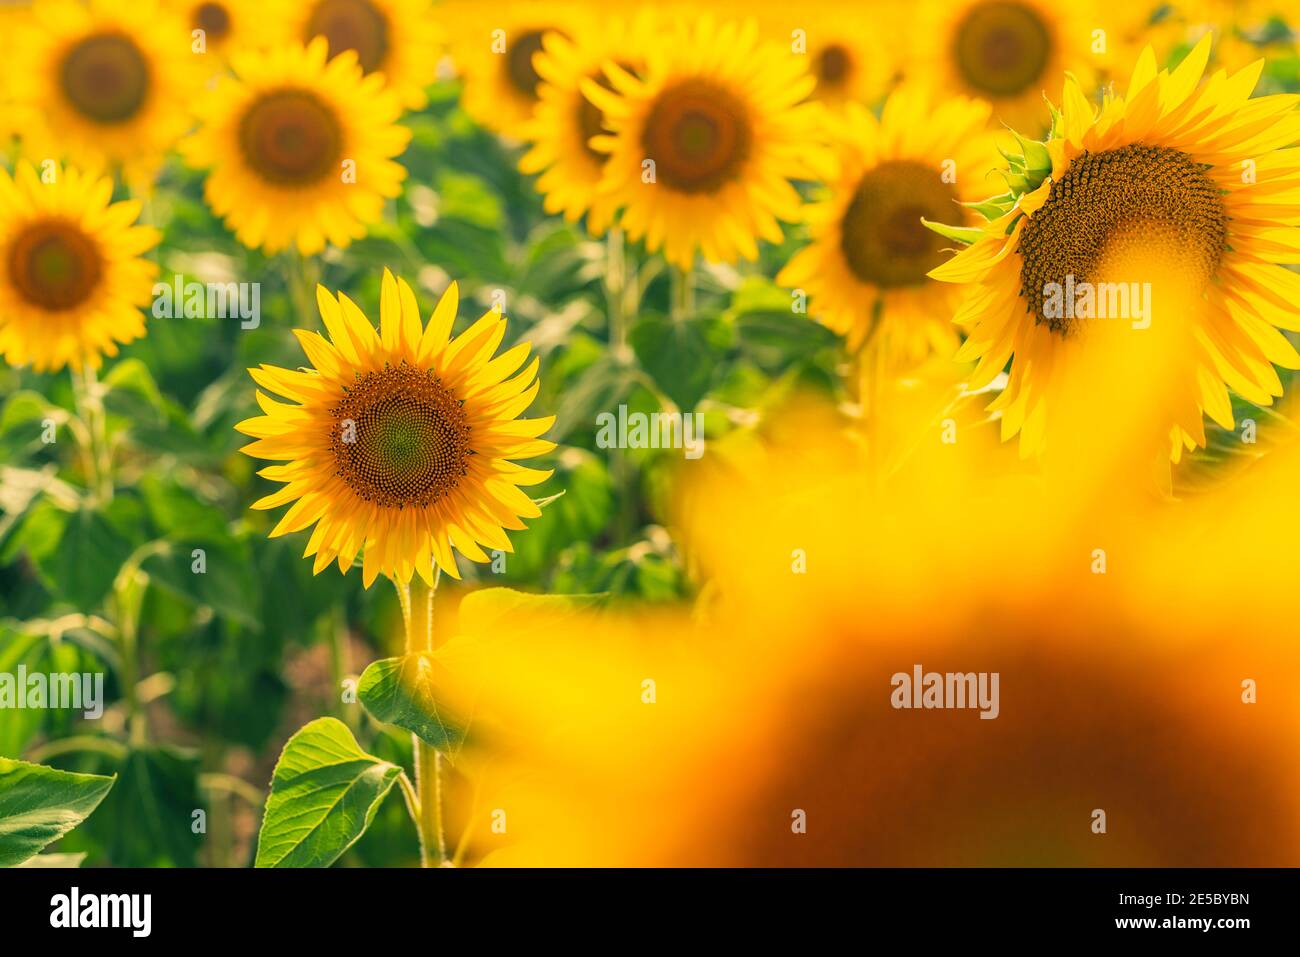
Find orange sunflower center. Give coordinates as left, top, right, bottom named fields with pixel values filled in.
left=1016, top=144, right=1228, bottom=335
left=814, top=43, right=853, bottom=89
left=505, top=29, right=548, bottom=98
left=840, top=160, right=960, bottom=288
left=952, top=1, right=1050, bottom=98
left=59, top=32, right=150, bottom=124
left=642, top=79, right=752, bottom=194
left=7, top=219, right=103, bottom=311
left=238, top=90, right=344, bottom=187
left=305, top=0, right=390, bottom=74
left=330, top=363, right=472, bottom=509
left=193, top=2, right=233, bottom=42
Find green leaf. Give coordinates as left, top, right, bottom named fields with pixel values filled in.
left=49, top=500, right=142, bottom=609
left=16, top=852, right=86, bottom=867
left=631, top=314, right=732, bottom=411
left=141, top=538, right=260, bottom=628
left=921, top=219, right=987, bottom=246
left=255, top=718, right=401, bottom=868
left=358, top=655, right=464, bottom=753
left=84, top=746, right=203, bottom=867
left=0, top=758, right=115, bottom=867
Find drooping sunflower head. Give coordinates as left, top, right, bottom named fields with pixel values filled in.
left=236, top=270, right=556, bottom=586
left=9, top=0, right=203, bottom=184
left=518, top=11, right=653, bottom=237
left=915, top=0, right=1099, bottom=132
left=778, top=86, right=1000, bottom=360
left=273, top=0, right=442, bottom=110
left=0, top=161, right=160, bottom=372
left=930, top=36, right=1300, bottom=464
left=584, top=15, right=832, bottom=270
left=181, top=37, right=410, bottom=255
left=450, top=0, right=581, bottom=135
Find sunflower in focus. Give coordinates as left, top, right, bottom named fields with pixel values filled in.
left=170, top=0, right=275, bottom=67
left=930, top=36, right=1300, bottom=462
left=0, top=162, right=160, bottom=372
left=518, top=12, right=651, bottom=237
left=181, top=38, right=410, bottom=255
left=913, top=0, right=1099, bottom=132
left=273, top=0, right=442, bottom=111
left=236, top=270, right=556, bottom=586
left=585, top=15, right=832, bottom=270
left=449, top=1, right=580, bottom=135
left=777, top=87, right=999, bottom=359
left=8, top=0, right=202, bottom=185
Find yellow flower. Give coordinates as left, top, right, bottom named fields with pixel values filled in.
left=911, top=0, right=1102, bottom=132
left=756, top=5, right=896, bottom=109
left=272, top=0, right=442, bottom=111
left=236, top=270, right=556, bottom=586
left=517, top=11, right=652, bottom=237
left=168, top=0, right=278, bottom=67
left=930, top=36, right=1300, bottom=462
left=584, top=15, right=831, bottom=270
left=778, top=87, right=1000, bottom=359
left=449, top=0, right=581, bottom=135
left=0, top=161, right=159, bottom=372
left=8, top=0, right=203, bottom=185
left=181, top=38, right=410, bottom=255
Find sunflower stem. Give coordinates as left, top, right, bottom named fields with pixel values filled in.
left=606, top=228, right=629, bottom=357
left=394, top=571, right=447, bottom=867
left=71, top=364, right=113, bottom=504
left=669, top=261, right=695, bottom=321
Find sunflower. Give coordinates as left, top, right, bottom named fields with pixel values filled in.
left=0, top=161, right=160, bottom=372
left=584, top=15, right=832, bottom=271
left=912, top=0, right=1101, bottom=132
left=777, top=87, right=999, bottom=359
left=181, top=38, right=410, bottom=255
left=929, top=36, right=1300, bottom=462
left=272, top=0, right=441, bottom=111
left=169, top=0, right=276, bottom=67
left=756, top=6, right=895, bottom=110
left=517, top=12, right=651, bottom=237
left=449, top=0, right=580, bottom=136
left=8, top=0, right=202, bottom=185
left=236, top=270, right=556, bottom=586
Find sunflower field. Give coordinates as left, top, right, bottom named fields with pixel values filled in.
left=1, top=0, right=1299, bottom=881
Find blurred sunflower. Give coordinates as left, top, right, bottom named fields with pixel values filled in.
left=777, top=87, right=998, bottom=359
left=930, top=36, right=1300, bottom=461
left=913, top=0, right=1098, bottom=131
left=170, top=0, right=274, bottom=65
left=0, top=161, right=159, bottom=372
left=181, top=38, right=410, bottom=255
left=8, top=0, right=202, bottom=185
left=757, top=7, right=895, bottom=109
left=273, top=0, right=442, bottom=110
left=585, top=15, right=832, bottom=270
left=450, top=0, right=579, bottom=135
left=517, top=12, right=651, bottom=237
left=236, top=271, right=556, bottom=586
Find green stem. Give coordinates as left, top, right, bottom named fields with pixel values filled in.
left=392, top=572, right=447, bottom=867
left=606, top=228, right=629, bottom=355
left=71, top=365, right=112, bottom=504
left=287, top=251, right=320, bottom=326
left=669, top=261, right=695, bottom=321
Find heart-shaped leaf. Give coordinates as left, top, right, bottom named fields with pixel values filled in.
left=358, top=654, right=464, bottom=754
left=254, top=718, right=401, bottom=868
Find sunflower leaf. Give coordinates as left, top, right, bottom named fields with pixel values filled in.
left=358, top=655, right=466, bottom=756
left=254, top=718, right=401, bottom=868
left=0, top=758, right=115, bottom=867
